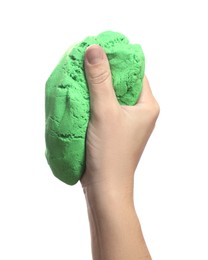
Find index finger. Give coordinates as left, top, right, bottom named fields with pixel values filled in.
left=136, top=75, right=156, bottom=106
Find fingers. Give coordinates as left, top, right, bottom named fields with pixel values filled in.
left=136, top=76, right=155, bottom=105
left=84, top=45, right=119, bottom=117
left=135, top=75, right=160, bottom=120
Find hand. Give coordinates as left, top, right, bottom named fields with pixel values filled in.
left=80, top=45, right=159, bottom=260
left=80, top=45, right=159, bottom=192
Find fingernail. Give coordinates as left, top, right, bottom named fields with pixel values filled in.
left=86, top=45, right=104, bottom=65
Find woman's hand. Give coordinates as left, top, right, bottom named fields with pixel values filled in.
left=81, top=45, right=159, bottom=192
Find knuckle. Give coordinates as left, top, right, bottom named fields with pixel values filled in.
left=89, top=68, right=111, bottom=85
left=144, top=101, right=160, bottom=123
left=91, top=104, right=120, bottom=123
left=152, top=100, right=160, bottom=119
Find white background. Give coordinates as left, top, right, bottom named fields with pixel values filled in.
left=0, top=0, right=208, bottom=259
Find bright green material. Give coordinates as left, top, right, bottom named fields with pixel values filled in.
left=45, top=31, right=145, bottom=185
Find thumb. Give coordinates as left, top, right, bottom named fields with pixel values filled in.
left=84, top=45, right=118, bottom=117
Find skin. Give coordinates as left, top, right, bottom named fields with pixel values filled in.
left=80, top=45, right=160, bottom=260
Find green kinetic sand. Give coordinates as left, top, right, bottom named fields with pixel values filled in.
left=45, top=31, right=145, bottom=185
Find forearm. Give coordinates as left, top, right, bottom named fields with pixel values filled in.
left=83, top=180, right=151, bottom=260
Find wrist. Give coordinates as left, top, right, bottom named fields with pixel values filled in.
left=82, top=179, right=135, bottom=212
